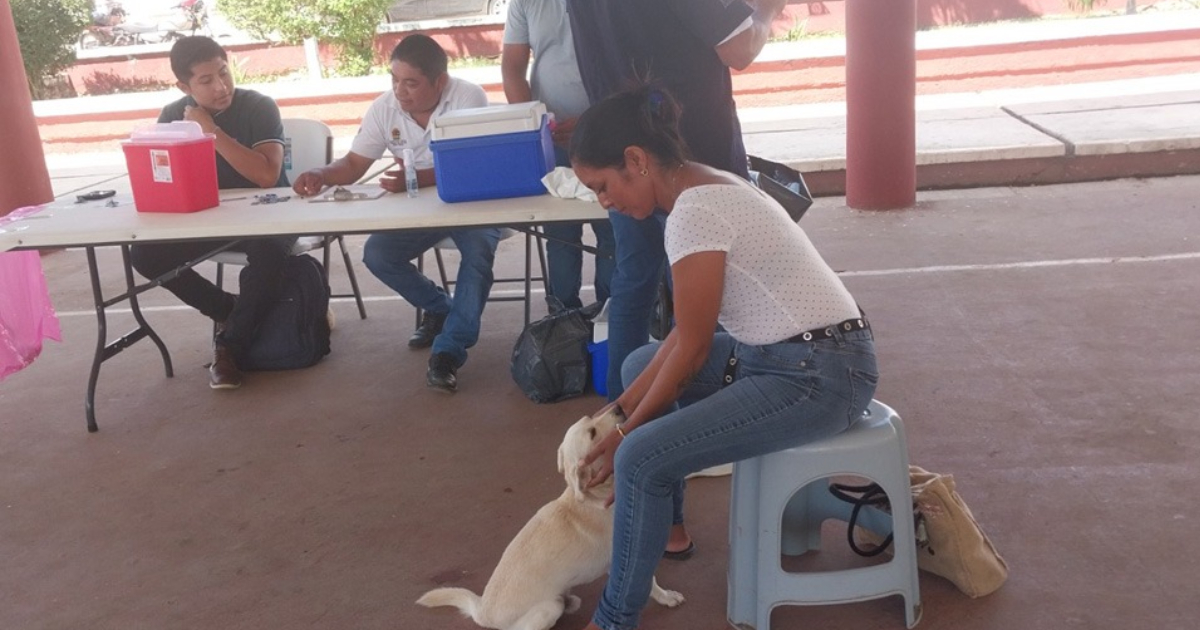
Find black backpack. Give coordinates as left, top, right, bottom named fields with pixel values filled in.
left=239, top=255, right=331, bottom=371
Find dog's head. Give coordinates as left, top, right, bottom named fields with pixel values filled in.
left=557, top=406, right=623, bottom=502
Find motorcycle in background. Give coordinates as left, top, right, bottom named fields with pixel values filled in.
left=161, top=0, right=210, bottom=40
left=78, top=0, right=210, bottom=49
left=78, top=1, right=128, bottom=48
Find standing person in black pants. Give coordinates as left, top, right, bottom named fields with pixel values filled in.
left=130, top=36, right=290, bottom=390
left=566, top=0, right=787, bottom=400
left=564, top=0, right=786, bottom=564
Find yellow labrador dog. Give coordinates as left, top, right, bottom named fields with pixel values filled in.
left=416, top=408, right=685, bottom=630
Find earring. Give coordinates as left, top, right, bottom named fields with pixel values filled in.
left=640, top=168, right=648, bottom=177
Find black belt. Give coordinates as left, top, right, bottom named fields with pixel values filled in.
left=722, top=316, right=871, bottom=388
left=785, top=316, right=870, bottom=343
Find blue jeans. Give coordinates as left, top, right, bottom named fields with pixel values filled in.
left=545, top=146, right=615, bottom=309
left=362, top=228, right=502, bottom=367
left=542, top=220, right=615, bottom=309
left=604, top=210, right=668, bottom=400
left=592, top=329, right=879, bottom=630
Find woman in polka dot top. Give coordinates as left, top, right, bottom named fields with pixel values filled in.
left=567, top=85, right=880, bottom=630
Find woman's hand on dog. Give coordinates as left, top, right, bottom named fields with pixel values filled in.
left=582, top=429, right=623, bottom=506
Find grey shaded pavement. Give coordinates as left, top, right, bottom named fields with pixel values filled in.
left=3, top=173, right=1199, bottom=629
left=6, top=10, right=1200, bottom=626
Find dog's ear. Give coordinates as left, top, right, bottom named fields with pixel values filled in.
left=567, top=459, right=590, bottom=502
left=559, top=415, right=590, bottom=474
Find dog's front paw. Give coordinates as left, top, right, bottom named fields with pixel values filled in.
left=564, top=594, right=582, bottom=614
left=652, top=587, right=686, bottom=608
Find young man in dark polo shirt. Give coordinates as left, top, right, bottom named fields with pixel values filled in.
left=130, top=36, right=291, bottom=391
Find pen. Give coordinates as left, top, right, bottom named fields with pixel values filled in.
left=220, top=196, right=249, bottom=202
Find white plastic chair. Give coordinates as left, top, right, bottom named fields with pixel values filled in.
left=727, top=399, right=922, bottom=629
left=213, top=118, right=368, bottom=320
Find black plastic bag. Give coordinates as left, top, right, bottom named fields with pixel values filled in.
left=510, top=300, right=603, bottom=403
left=748, top=154, right=814, bottom=222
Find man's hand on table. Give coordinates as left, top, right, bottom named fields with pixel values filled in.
left=292, top=170, right=326, bottom=197
left=380, top=165, right=411, bottom=194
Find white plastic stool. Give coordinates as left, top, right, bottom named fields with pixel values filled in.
left=727, top=399, right=921, bottom=629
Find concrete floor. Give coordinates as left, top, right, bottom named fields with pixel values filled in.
left=3, top=175, right=1200, bottom=629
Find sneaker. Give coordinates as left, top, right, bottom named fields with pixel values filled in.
left=209, top=343, right=243, bottom=390
left=408, top=311, right=447, bottom=349
left=426, top=352, right=458, bottom=393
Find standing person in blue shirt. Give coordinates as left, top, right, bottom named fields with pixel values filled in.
left=291, top=34, right=493, bottom=393
left=566, top=0, right=787, bottom=399
left=130, top=35, right=290, bottom=391
left=501, top=0, right=615, bottom=311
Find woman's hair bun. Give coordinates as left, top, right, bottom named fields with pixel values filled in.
left=648, top=90, right=665, bottom=116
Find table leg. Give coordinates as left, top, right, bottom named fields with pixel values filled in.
left=82, top=245, right=177, bottom=432
left=120, top=245, right=174, bottom=377
left=84, top=247, right=106, bottom=433
left=523, top=230, right=533, bottom=325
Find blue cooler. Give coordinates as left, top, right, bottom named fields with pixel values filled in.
left=588, top=299, right=611, bottom=395
left=430, top=102, right=555, bottom=203
left=588, top=340, right=609, bottom=396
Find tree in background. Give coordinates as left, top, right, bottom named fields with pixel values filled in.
left=11, top=0, right=92, bottom=99
left=218, top=0, right=392, bottom=77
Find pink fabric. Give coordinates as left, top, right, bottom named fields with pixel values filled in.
left=0, top=249, right=63, bottom=381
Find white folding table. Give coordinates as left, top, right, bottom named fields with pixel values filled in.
left=0, top=185, right=606, bottom=432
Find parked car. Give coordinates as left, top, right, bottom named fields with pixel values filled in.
left=386, top=0, right=508, bottom=22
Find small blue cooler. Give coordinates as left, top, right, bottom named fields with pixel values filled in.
left=587, top=299, right=611, bottom=396
left=588, top=340, right=609, bottom=396
left=430, top=102, right=555, bottom=203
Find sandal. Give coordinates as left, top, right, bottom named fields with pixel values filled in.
left=662, top=541, right=695, bottom=561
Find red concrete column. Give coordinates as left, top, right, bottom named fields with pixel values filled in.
left=845, top=0, right=916, bottom=210
left=0, top=0, right=54, bottom=217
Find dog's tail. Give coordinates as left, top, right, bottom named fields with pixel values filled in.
left=416, top=587, right=484, bottom=622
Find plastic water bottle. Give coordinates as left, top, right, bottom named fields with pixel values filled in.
left=402, top=148, right=418, bottom=197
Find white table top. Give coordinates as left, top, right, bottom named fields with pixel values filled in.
left=0, top=184, right=607, bottom=252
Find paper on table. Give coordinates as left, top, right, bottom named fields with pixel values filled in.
left=541, top=167, right=598, bottom=202
left=308, top=186, right=389, bottom=203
